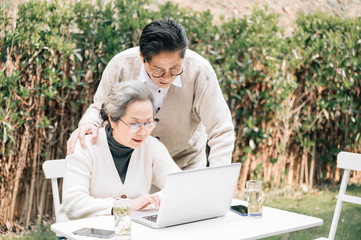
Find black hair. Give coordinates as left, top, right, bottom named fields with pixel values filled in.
left=139, top=18, right=188, bottom=62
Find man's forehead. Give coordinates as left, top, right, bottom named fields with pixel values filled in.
left=148, top=52, right=184, bottom=68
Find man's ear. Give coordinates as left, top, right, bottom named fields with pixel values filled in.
left=139, top=50, right=146, bottom=63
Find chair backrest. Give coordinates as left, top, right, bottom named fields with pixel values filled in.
left=327, top=151, right=361, bottom=240
left=42, top=159, right=66, bottom=223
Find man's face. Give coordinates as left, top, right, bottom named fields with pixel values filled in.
left=141, top=51, right=184, bottom=89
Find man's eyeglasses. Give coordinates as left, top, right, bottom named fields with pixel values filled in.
left=151, top=67, right=184, bottom=78
left=120, top=119, right=158, bottom=132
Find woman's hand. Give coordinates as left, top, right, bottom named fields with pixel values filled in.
left=131, top=194, right=161, bottom=211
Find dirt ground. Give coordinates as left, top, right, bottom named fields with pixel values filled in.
left=150, top=0, right=361, bottom=36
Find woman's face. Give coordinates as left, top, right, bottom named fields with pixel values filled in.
left=141, top=51, right=184, bottom=89
left=110, top=100, right=154, bottom=149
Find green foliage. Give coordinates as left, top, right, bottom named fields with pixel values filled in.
left=0, top=0, right=359, bottom=181
left=209, top=6, right=293, bottom=152
left=291, top=13, right=361, bottom=170
left=1, top=0, right=361, bottom=232
left=206, top=8, right=361, bottom=180
left=0, top=70, right=24, bottom=146
left=1, top=0, right=360, bottom=180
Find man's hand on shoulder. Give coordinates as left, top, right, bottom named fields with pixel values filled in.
left=67, top=122, right=99, bottom=155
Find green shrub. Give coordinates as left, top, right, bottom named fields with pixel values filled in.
left=1, top=0, right=360, bottom=232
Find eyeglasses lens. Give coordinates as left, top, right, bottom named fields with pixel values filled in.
left=152, top=68, right=183, bottom=78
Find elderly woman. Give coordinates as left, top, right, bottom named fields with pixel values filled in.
left=60, top=80, right=181, bottom=220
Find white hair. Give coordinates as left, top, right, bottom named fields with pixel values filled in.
left=100, top=81, right=154, bottom=122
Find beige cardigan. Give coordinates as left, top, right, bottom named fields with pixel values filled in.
left=79, top=47, right=235, bottom=169
left=60, top=128, right=181, bottom=220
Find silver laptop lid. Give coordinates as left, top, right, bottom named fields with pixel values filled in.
left=156, top=163, right=241, bottom=228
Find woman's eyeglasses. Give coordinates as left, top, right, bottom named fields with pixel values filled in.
left=120, top=119, right=158, bottom=132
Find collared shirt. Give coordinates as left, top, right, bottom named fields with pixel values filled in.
left=138, top=64, right=182, bottom=112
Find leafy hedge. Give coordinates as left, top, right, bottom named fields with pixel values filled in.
left=0, top=0, right=360, bottom=232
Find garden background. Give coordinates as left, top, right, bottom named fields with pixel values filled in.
left=0, top=0, right=361, bottom=237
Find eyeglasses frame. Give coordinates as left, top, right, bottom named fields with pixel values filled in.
left=150, top=67, right=184, bottom=78
left=119, top=118, right=158, bottom=132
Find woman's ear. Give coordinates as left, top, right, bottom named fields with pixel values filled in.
left=108, top=114, right=113, bottom=126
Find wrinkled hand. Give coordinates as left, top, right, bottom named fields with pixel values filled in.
left=131, top=194, right=161, bottom=211
left=67, top=122, right=98, bottom=155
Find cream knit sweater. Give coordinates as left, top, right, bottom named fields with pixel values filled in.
left=79, top=47, right=235, bottom=169
left=60, top=128, right=181, bottom=220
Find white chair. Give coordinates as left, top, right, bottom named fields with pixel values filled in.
left=42, top=159, right=66, bottom=223
left=316, top=151, right=361, bottom=240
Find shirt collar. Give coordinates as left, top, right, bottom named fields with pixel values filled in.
left=138, top=64, right=182, bottom=88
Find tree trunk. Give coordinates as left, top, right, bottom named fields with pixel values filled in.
left=1, top=141, right=14, bottom=226
left=262, top=147, right=268, bottom=181
left=305, top=150, right=309, bottom=186
left=299, top=148, right=306, bottom=185
left=239, top=153, right=251, bottom=192
left=275, top=154, right=285, bottom=186
left=309, top=133, right=317, bottom=188
left=20, top=182, right=30, bottom=225
left=288, top=153, right=294, bottom=185
left=295, top=156, right=301, bottom=185
left=25, top=136, right=40, bottom=229
left=262, top=121, right=268, bottom=180
left=10, top=125, right=30, bottom=223
left=37, top=177, right=47, bottom=225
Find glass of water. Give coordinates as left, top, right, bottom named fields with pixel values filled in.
left=113, top=198, right=131, bottom=240
left=246, top=180, right=263, bottom=217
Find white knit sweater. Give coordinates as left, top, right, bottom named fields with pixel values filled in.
left=60, top=128, right=181, bottom=221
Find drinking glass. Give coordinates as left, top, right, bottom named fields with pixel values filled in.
left=113, top=198, right=131, bottom=240
left=246, top=180, right=263, bottom=217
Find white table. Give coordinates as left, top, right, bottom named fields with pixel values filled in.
left=51, top=199, right=323, bottom=240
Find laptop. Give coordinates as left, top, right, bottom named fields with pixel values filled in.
left=131, top=163, right=241, bottom=228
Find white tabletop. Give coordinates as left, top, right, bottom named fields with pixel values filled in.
left=51, top=199, right=323, bottom=240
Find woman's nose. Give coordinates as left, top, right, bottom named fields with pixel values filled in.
left=137, top=126, right=147, bottom=135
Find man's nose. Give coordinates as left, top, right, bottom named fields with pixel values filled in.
left=162, top=71, right=172, bottom=79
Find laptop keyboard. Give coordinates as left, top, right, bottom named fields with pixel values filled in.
left=143, top=214, right=158, bottom=222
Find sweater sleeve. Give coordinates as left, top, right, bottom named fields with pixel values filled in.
left=195, top=68, right=235, bottom=166
left=62, top=141, right=115, bottom=220
left=78, top=58, right=119, bottom=127
left=150, top=139, right=182, bottom=189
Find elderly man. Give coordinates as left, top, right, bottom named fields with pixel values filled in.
left=67, top=18, right=234, bottom=170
